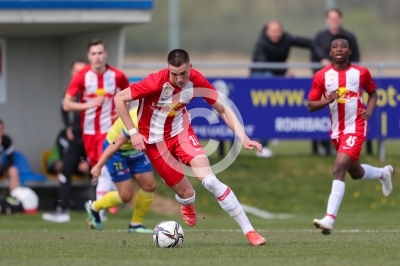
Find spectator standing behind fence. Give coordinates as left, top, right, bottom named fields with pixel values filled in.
left=250, top=19, right=315, bottom=157
left=0, top=119, right=20, bottom=193
left=311, top=8, right=365, bottom=156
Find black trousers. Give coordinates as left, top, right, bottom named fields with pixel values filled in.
left=58, top=137, right=86, bottom=210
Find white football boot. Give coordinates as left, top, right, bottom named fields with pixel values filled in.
left=380, top=165, right=394, bottom=197
left=313, top=216, right=334, bottom=235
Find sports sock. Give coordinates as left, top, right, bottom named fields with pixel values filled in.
left=326, top=180, right=345, bottom=218
left=131, top=189, right=154, bottom=225
left=202, top=174, right=254, bottom=234
left=92, top=191, right=123, bottom=212
left=361, top=164, right=385, bottom=180
left=96, top=167, right=116, bottom=219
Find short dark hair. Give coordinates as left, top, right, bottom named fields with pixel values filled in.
left=0, top=119, right=3, bottom=126
left=325, top=8, right=342, bottom=18
left=331, top=33, right=352, bottom=47
left=70, top=58, right=87, bottom=69
left=167, top=49, right=190, bottom=67
left=87, top=39, right=106, bottom=51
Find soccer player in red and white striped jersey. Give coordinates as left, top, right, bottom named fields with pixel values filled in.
left=308, top=33, right=394, bottom=235
left=114, top=49, right=266, bottom=246
left=63, top=39, right=129, bottom=166
left=63, top=39, right=129, bottom=220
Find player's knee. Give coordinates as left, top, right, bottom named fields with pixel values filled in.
left=120, top=190, right=134, bottom=203
left=142, top=181, right=156, bottom=192
left=332, top=164, right=347, bottom=179
left=349, top=170, right=363, bottom=180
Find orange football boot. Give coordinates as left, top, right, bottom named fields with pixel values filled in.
left=181, top=204, right=197, bottom=226
left=246, top=231, right=266, bottom=246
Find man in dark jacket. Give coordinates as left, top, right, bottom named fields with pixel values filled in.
left=311, top=8, right=360, bottom=72
left=251, top=20, right=314, bottom=77
left=250, top=20, right=315, bottom=157
left=311, top=8, right=362, bottom=156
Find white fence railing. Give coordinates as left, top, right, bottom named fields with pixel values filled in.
left=123, top=62, right=400, bottom=77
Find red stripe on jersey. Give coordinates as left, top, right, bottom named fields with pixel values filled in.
left=337, top=100, right=346, bottom=133
left=94, top=73, right=104, bottom=133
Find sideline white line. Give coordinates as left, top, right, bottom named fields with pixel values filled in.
left=241, top=204, right=293, bottom=219
left=1, top=229, right=399, bottom=233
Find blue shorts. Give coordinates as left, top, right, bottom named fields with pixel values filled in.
left=103, top=141, right=152, bottom=183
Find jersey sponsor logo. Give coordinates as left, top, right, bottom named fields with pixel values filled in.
left=342, top=146, right=352, bottom=150
left=95, top=88, right=105, bottom=96
left=337, top=87, right=358, bottom=104
left=181, top=90, right=192, bottom=100
left=349, top=77, right=358, bottom=85
left=161, top=84, right=174, bottom=100
left=150, top=102, right=186, bottom=116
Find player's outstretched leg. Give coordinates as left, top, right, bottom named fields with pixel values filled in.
left=85, top=200, right=103, bottom=230
left=128, top=189, right=154, bottom=233
left=358, top=164, right=394, bottom=196
left=380, top=165, right=394, bottom=196
left=175, top=192, right=197, bottom=227
left=202, top=174, right=266, bottom=246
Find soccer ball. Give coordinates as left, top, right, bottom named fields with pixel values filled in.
left=153, top=220, right=184, bottom=248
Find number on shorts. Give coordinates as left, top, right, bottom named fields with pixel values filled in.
left=113, top=162, right=123, bottom=171
left=345, top=136, right=357, bottom=147
left=188, top=135, right=200, bottom=146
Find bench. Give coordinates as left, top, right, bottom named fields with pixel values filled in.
left=0, top=150, right=95, bottom=210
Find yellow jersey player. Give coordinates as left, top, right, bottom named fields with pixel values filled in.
left=85, top=107, right=156, bottom=233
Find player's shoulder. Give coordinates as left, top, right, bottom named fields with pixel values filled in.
left=189, top=68, right=207, bottom=82
left=106, top=65, right=126, bottom=76
left=190, top=68, right=204, bottom=76
left=74, top=65, right=92, bottom=77
left=349, top=63, right=368, bottom=72
left=314, top=64, right=334, bottom=77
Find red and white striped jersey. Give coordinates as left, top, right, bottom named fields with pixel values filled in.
left=66, top=64, right=129, bottom=135
left=308, top=64, right=376, bottom=139
left=129, top=68, right=218, bottom=144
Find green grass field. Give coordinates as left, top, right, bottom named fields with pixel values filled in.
left=1, top=140, right=399, bottom=266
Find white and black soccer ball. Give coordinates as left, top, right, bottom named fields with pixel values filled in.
left=153, top=220, right=184, bottom=248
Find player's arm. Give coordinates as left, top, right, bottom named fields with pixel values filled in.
left=359, top=69, right=378, bottom=120
left=307, top=74, right=338, bottom=112
left=211, top=99, right=261, bottom=152
left=114, top=89, right=136, bottom=132
left=90, top=132, right=128, bottom=182
left=63, top=94, right=104, bottom=112
left=63, top=74, right=104, bottom=111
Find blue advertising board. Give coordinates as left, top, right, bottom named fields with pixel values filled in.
left=188, top=77, right=400, bottom=140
